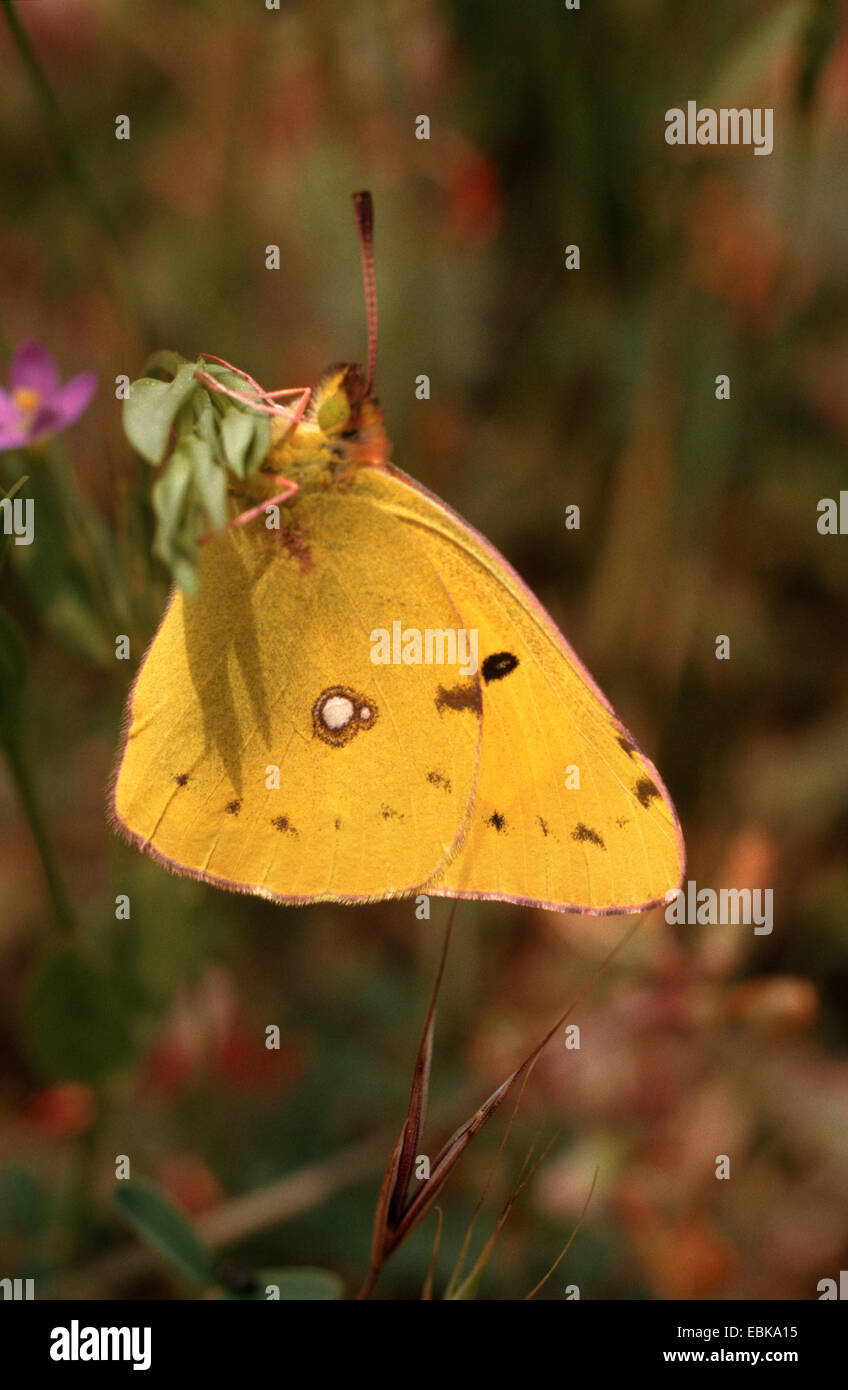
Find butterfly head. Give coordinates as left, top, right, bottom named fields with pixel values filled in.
left=311, top=363, right=369, bottom=433
left=265, top=361, right=389, bottom=475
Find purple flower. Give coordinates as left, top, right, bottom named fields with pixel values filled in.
left=0, top=341, right=97, bottom=452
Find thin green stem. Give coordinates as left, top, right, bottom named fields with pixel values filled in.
left=65, top=1090, right=105, bottom=1261
left=2, top=0, right=124, bottom=255
left=39, top=441, right=124, bottom=640
left=1, top=732, right=77, bottom=935
left=1, top=0, right=156, bottom=341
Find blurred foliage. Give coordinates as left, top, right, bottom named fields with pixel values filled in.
left=114, top=1177, right=216, bottom=1286
left=1, top=0, right=847, bottom=1300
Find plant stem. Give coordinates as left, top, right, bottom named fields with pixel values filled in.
left=1, top=732, right=77, bottom=935
left=2, top=0, right=123, bottom=254
left=66, top=1091, right=104, bottom=1262
left=1, top=0, right=156, bottom=341
left=356, top=1267, right=379, bottom=1300
left=40, top=440, right=124, bottom=642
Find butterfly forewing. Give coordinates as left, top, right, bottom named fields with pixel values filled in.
left=360, top=466, right=685, bottom=913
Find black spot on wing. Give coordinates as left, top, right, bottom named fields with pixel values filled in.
left=174, top=773, right=189, bottom=787
left=616, top=816, right=629, bottom=828
left=225, top=800, right=241, bottom=816
left=426, top=770, right=452, bottom=793
left=538, top=816, right=550, bottom=837
left=617, top=736, right=636, bottom=758
left=334, top=817, right=342, bottom=830
left=380, top=804, right=404, bottom=821
left=271, top=815, right=298, bottom=836
left=572, top=823, right=605, bottom=849
left=634, top=777, right=660, bottom=808
left=482, top=651, right=519, bottom=684
left=435, top=681, right=482, bottom=714
left=487, top=811, right=507, bottom=832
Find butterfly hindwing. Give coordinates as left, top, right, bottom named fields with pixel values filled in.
left=113, top=490, right=482, bottom=903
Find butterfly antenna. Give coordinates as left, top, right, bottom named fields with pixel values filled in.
left=353, top=190, right=378, bottom=395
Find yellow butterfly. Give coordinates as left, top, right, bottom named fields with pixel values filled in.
left=112, top=193, right=684, bottom=913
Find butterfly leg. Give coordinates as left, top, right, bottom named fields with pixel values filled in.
left=201, top=476, right=300, bottom=543
left=193, top=357, right=311, bottom=542
left=195, top=357, right=312, bottom=429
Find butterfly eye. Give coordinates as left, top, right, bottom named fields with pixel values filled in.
left=316, top=392, right=351, bottom=432
left=313, top=686, right=378, bottom=747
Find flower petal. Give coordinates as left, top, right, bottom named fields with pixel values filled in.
left=53, top=370, right=98, bottom=424
left=0, top=389, right=29, bottom=451
left=30, top=371, right=98, bottom=440
left=0, top=423, right=31, bottom=451
left=8, top=341, right=60, bottom=396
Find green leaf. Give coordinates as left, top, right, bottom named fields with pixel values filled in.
left=193, top=447, right=229, bottom=531
left=244, top=412, right=271, bottom=473
left=220, top=408, right=266, bottom=479
left=123, top=363, right=200, bottom=464
left=123, top=350, right=275, bottom=587
left=221, top=1267, right=343, bottom=1300
left=150, top=430, right=229, bottom=591
left=171, top=551, right=201, bottom=595
left=142, top=349, right=191, bottom=379
left=0, top=1166, right=48, bottom=1239
left=190, top=399, right=230, bottom=526
left=201, top=361, right=259, bottom=396
left=151, top=439, right=197, bottom=553
left=39, top=588, right=114, bottom=666
left=114, top=1180, right=214, bottom=1286
left=0, top=607, right=26, bottom=733
left=193, top=392, right=219, bottom=448
left=23, top=949, right=136, bottom=1083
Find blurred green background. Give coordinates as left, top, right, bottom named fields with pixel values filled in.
left=1, top=0, right=847, bottom=1299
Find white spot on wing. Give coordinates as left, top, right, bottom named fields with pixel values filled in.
left=321, top=695, right=355, bottom=729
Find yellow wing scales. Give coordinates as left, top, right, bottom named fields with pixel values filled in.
left=113, top=490, right=482, bottom=903
left=114, top=364, right=683, bottom=913
left=357, top=466, right=684, bottom=912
